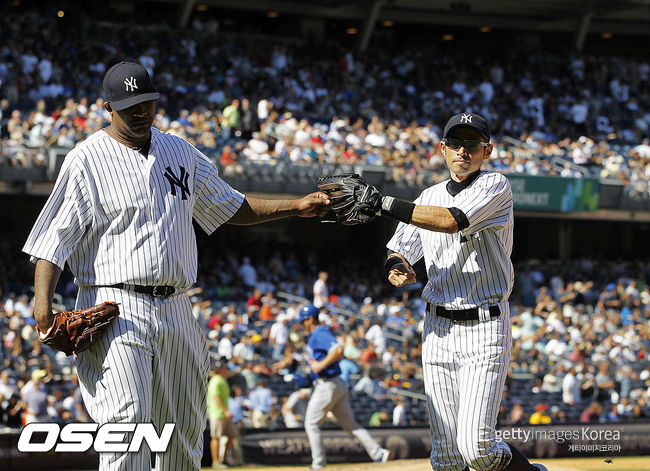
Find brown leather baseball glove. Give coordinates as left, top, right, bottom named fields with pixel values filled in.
left=36, top=302, right=120, bottom=356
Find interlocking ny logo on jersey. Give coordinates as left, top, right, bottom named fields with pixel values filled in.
left=460, top=114, right=472, bottom=123
left=124, top=76, right=138, bottom=92
left=164, top=166, right=191, bottom=199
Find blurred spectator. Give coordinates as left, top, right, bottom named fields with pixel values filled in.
left=233, top=335, right=255, bottom=362
left=226, top=386, right=246, bottom=466
left=313, top=272, right=329, bottom=309
left=218, top=332, right=234, bottom=360
left=369, top=410, right=391, bottom=427
left=529, top=404, right=551, bottom=425
left=509, top=402, right=526, bottom=425
left=580, top=402, right=603, bottom=423
left=631, top=404, right=647, bottom=420
left=364, top=318, right=386, bottom=355
left=595, top=363, right=616, bottom=401
left=616, top=397, right=633, bottom=418
left=562, top=367, right=580, bottom=406
left=222, top=99, right=240, bottom=134
left=207, top=362, right=240, bottom=469
left=22, top=369, right=48, bottom=423
left=239, top=258, right=257, bottom=289
left=353, top=367, right=382, bottom=397
left=549, top=405, right=566, bottom=424
left=605, top=404, right=620, bottom=423
left=392, top=397, right=407, bottom=426
left=269, top=314, right=290, bottom=361
left=249, top=379, right=274, bottom=428
left=1, top=394, right=25, bottom=427
left=359, top=344, right=379, bottom=367
left=0, top=369, right=18, bottom=402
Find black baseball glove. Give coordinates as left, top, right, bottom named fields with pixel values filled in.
left=317, top=174, right=382, bottom=225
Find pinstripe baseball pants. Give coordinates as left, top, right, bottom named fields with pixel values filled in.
left=422, top=302, right=512, bottom=471
left=76, top=287, right=210, bottom=471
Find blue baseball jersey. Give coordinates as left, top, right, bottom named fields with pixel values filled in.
left=307, top=325, right=341, bottom=379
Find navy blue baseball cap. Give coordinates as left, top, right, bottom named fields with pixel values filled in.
left=299, top=305, right=319, bottom=322
left=443, top=112, right=490, bottom=140
left=103, top=62, right=160, bottom=111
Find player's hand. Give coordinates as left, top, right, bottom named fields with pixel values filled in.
left=311, top=360, right=324, bottom=374
left=34, top=309, right=55, bottom=333
left=295, top=192, right=330, bottom=218
left=225, top=411, right=233, bottom=420
left=388, top=263, right=416, bottom=287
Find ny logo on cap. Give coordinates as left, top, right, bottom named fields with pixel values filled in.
left=124, top=77, right=138, bottom=92
left=460, top=114, right=472, bottom=123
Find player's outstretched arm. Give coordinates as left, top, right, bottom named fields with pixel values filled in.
left=33, top=259, right=63, bottom=332
left=410, top=206, right=458, bottom=233
left=317, top=173, right=459, bottom=232
left=227, top=193, right=330, bottom=225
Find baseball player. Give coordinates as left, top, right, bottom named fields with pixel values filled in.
left=299, top=305, right=390, bottom=470
left=22, top=61, right=330, bottom=471
left=383, top=113, right=546, bottom=471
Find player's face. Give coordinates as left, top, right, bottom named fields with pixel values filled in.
left=301, top=317, right=314, bottom=332
left=111, top=100, right=156, bottom=141
left=441, top=128, right=492, bottom=181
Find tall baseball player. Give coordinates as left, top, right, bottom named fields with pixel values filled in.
left=299, top=305, right=390, bottom=470
left=317, top=113, right=546, bottom=471
left=22, top=61, right=330, bottom=471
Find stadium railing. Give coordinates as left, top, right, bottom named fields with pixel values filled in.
left=2, top=145, right=648, bottom=209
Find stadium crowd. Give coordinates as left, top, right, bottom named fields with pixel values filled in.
left=1, top=232, right=649, bottom=431
left=1, top=6, right=649, bottom=434
left=1, top=11, right=650, bottom=187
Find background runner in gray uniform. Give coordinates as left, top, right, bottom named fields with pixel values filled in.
left=385, top=113, right=546, bottom=471
left=23, top=61, right=330, bottom=471
left=299, top=305, right=390, bottom=470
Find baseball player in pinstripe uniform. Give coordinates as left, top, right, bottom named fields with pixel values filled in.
left=22, top=62, right=330, bottom=471
left=299, top=305, right=390, bottom=470
left=383, top=113, right=546, bottom=471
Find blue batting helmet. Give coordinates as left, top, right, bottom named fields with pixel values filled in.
left=299, top=305, right=319, bottom=322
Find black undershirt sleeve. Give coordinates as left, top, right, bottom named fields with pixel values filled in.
left=447, top=207, right=470, bottom=231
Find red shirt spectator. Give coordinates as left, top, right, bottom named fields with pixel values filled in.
left=580, top=402, right=602, bottom=423
left=220, top=145, right=236, bottom=166
left=207, top=314, right=222, bottom=331
left=247, top=289, right=263, bottom=309
left=360, top=345, right=378, bottom=366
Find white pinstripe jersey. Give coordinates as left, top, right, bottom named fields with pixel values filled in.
left=386, top=170, right=514, bottom=309
left=23, top=127, right=245, bottom=289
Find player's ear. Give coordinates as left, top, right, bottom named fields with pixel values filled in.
left=483, top=143, right=493, bottom=160
left=440, top=141, right=446, bottom=156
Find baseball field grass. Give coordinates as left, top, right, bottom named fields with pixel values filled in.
left=195, top=456, right=650, bottom=471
